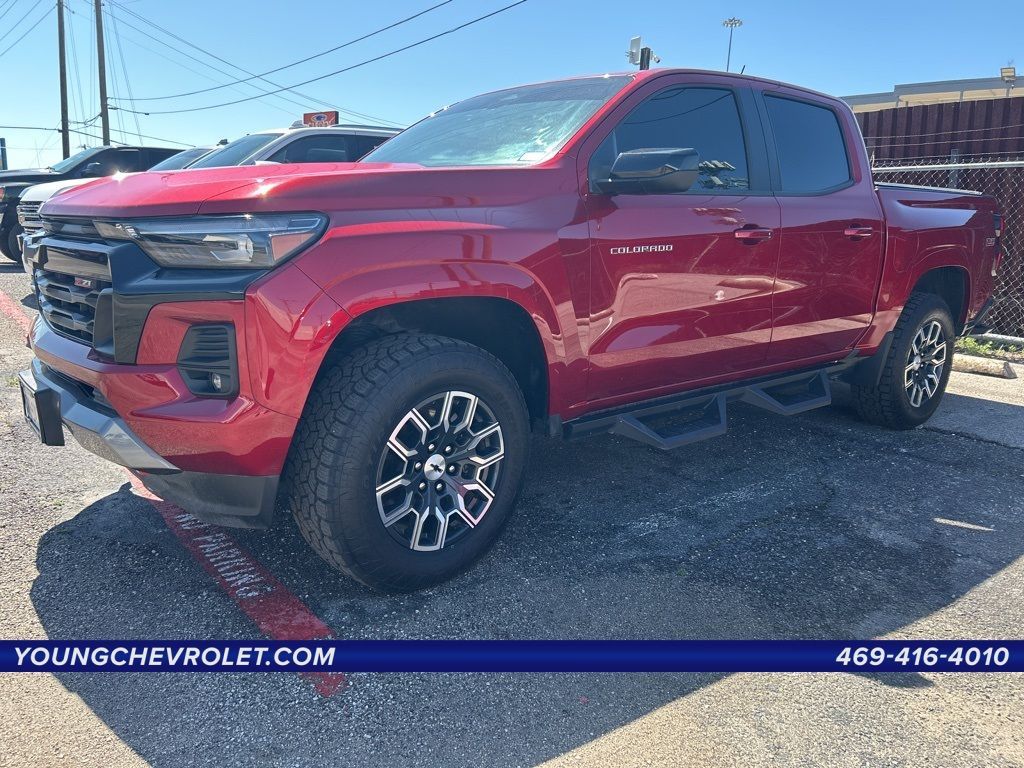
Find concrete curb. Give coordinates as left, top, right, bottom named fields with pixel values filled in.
left=953, top=354, right=1017, bottom=379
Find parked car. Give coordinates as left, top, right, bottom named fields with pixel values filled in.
left=0, top=145, right=182, bottom=260
left=20, top=70, right=1000, bottom=592
left=186, top=124, right=401, bottom=170
left=16, top=147, right=215, bottom=268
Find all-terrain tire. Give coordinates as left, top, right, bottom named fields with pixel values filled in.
left=852, top=293, right=955, bottom=429
left=285, top=333, right=530, bottom=592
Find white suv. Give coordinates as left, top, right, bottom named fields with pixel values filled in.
left=187, top=124, right=402, bottom=169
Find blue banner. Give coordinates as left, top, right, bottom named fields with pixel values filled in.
left=2, top=640, right=1021, bottom=673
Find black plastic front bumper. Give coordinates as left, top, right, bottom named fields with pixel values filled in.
left=134, top=470, right=279, bottom=529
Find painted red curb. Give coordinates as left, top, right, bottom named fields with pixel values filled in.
left=0, top=286, right=345, bottom=696
left=131, top=480, right=346, bottom=697
left=0, top=289, right=32, bottom=334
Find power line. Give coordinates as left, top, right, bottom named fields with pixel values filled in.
left=103, top=4, right=395, bottom=126
left=94, top=6, right=306, bottom=119
left=105, top=0, right=404, bottom=125
left=113, top=31, right=296, bottom=121
left=130, top=0, right=455, bottom=101
left=107, top=2, right=143, bottom=143
left=0, top=0, right=42, bottom=46
left=0, top=1, right=49, bottom=58
left=65, top=2, right=88, bottom=127
left=115, top=0, right=529, bottom=116
left=0, top=0, right=22, bottom=25
left=0, top=123, right=195, bottom=147
left=70, top=0, right=302, bottom=120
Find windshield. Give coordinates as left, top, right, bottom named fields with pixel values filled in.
left=147, top=147, right=211, bottom=171
left=49, top=147, right=104, bottom=173
left=188, top=133, right=282, bottom=169
left=363, top=76, right=631, bottom=167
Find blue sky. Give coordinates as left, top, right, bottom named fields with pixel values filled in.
left=0, top=0, right=1020, bottom=169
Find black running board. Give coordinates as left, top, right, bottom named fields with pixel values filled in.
left=564, top=365, right=844, bottom=451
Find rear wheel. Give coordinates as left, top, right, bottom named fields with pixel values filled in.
left=852, top=293, right=954, bottom=429
left=286, top=333, right=529, bottom=592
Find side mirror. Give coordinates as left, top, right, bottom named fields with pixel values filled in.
left=598, top=148, right=700, bottom=195
left=81, top=162, right=104, bottom=177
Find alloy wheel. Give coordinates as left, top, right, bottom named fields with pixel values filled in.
left=375, top=391, right=505, bottom=551
left=904, top=319, right=947, bottom=408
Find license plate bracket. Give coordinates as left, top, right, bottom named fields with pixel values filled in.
left=18, top=370, right=65, bottom=446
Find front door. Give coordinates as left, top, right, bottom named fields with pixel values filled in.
left=581, top=76, right=781, bottom=405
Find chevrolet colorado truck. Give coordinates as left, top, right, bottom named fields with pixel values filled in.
left=20, top=70, right=1000, bottom=591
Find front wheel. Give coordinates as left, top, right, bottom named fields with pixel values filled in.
left=0, top=225, right=21, bottom=262
left=286, top=333, right=530, bottom=592
left=852, top=293, right=954, bottom=429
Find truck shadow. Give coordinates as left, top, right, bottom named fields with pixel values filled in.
left=29, top=402, right=1024, bottom=767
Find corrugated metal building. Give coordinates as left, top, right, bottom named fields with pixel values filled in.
left=844, top=75, right=1024, bottom=336
left=855, top=96, right=1024, bottom=162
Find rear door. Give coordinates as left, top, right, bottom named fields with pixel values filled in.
left=581, top=74, right=781, bottom=405
left=757, top=89, right=884, bottom=363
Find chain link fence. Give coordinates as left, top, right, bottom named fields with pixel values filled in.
left=871, top=157, right=1024, bottom=337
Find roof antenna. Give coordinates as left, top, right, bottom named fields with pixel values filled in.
left=739, top=65, right=746, bottom=74
left=626, top=36, right=660, bottom=70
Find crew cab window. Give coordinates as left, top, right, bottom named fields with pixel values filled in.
left=589, top=86, right=750, bottom=193
left=268, top=135, right=358, bottom=164
left=88, top=148, right=141, bottom=175
left=113, top=149, right=145, bottom=172
left=764, top=96, right=850, bottom=193
left=142, top=148, right=181, bottom=168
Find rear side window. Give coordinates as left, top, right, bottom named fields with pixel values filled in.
left=144, top=148, right=181, bottom=168
left=350, top=134, right=390, bottom=159
left=764, top=96, right=850, bottom=193
left=589, top=87, right=750, bottom=193
left=268, top=134, right=357, bottom=164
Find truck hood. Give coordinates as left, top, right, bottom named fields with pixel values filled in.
left=40, top=161, right=564, bottom=219
left=0, top=169, right=58, bottom=188
left=39, top=163, right=319, bottom=218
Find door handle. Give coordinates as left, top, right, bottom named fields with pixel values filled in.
left=844, top=225, right=874, bottom=239
left=734, top=227, right=773, bottom=244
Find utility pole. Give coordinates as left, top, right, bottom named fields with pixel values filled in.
left=723, top=18, right=743, bottom=73
left=57, top=0, right=70, bottom=158
left=94, top=0, right=110, bottom=145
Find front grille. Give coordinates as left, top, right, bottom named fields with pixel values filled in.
left=17, top=202, right=42, bottom=234
left=41, top=216, right=102, bottom=240
left=34, top=221, right=112, bottom=349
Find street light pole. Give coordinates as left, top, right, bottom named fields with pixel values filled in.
left=723, top=17, right=743, bottom=73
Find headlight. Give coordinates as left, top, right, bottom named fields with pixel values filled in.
left=95, top=213, right=326, bottom=269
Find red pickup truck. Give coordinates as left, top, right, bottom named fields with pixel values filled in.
left=21, top=70, right=1000, bottom=591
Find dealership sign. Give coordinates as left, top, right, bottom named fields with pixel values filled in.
left=303, top=110, right=340, bottom=127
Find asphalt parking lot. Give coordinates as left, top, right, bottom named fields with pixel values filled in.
left=0, top=258, right=1022, bottom=767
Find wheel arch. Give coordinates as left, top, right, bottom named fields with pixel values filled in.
left=316, top=296, right=552, bottom=428
left=910, top=265, right=970, bottom=333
